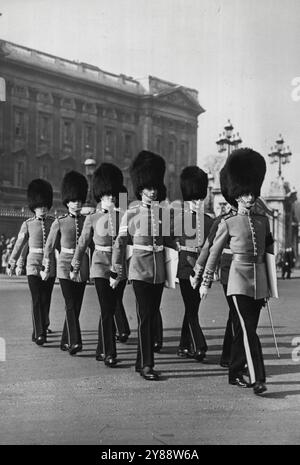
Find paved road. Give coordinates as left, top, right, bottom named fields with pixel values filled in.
left=0, top=274, right=300, bottom=445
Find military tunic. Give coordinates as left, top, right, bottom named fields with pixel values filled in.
left=8, top=215, right=56, bottom=341
left=71, top=206, right=130, bottom=359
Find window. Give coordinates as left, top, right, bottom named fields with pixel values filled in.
left=124, top=133, right=133, bottom=157
left=15, top=110, right=25, bottom=138
left=63, top=120, right=73, bottom=145
left=84, top=124, right=95, bottom=150
left=40, top=165, right=49, bottom=180
left=104, top=128, right=115, bottom=155
left=14, top=161, right=25, bottom=187
left=156, top=136, right=162, bottom=154
left=39, top=115, right=51, bottom=141
left=168, top=140, right=176, bottom=160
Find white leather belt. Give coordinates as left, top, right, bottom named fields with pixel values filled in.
left=133, top=244, right=164, bottom=252
left=180, top=245, right=199, bottom=253
left=29, top=247, right=44, bottom=254
left=95, top=245, right=113, bottom=252
left=222, top=248, right=233, bottom=254
left=61, top=247, right=75, bottom=254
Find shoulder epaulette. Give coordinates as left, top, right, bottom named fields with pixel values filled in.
left=58, top=213, right=68, bottom=219
left=26, top=216, right=35, bottom=223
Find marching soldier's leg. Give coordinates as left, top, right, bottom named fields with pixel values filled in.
left=179, top=279, right=207, bottom=361
left=94, top=278, right=117, bottom=366
left=27, top=275, right=45, bottom=345
left=153, top=308, right=163, bottom=352
left=220, top=286, right=234, bottom=367
left=114, top=279, right=130, bottom=343
left=40, top=277, right=55, bottom=338
left=178, top=314, right=192, bottom=356
left=152, top=283, right=164, bottom=353
left=132, top=280, right=155, bottom=373
left=230, top=295, right=265, bottom=388
left=74, top=282, right=86, bottom=346
left=59, top=279, right=80, bottom=351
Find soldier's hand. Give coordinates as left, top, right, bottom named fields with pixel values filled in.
left=110, top=277, right=119, bottom=289
left=40, top=270, right=50, bottom=281
left=189, top=275, right=198, bottom=289
left=70, top=271, right=80, bottom=282
left=15, top=267, right=23, bottom=277
left=6, top=266, right=14, bottom=277
left=199, top=285, right=208, bottom=300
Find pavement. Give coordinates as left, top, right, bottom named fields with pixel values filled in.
left=0, top=272, right=300, bottom=445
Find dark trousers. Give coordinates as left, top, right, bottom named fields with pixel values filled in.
left=220, top=284, right=236, bottom=364
left=113, top=279, right=131, bottom=337
left=27, top=275, right=55, bottom=340
left=132, top=280, right=164, bottom=369
left=229, top=295, right=265, bottom=384
left=60, top=279, right=86, bottom=347
left=94, top=278, right=123, bottom=358
left=178, top=279, right=207, bottom=353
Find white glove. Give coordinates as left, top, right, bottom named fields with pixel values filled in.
left=40, top=270, right=50, bottom=281
left=189, top=275, right=198, bottom=289
left=199, top=285, right=208, bottom=300
left=15, top=267, right=23, bottom=277
left=7, top=266, right=14, bottom=277
left=110, top=277, right=119, bottom=289
left=70, top=271, right=81, bottom=282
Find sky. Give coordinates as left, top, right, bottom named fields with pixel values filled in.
left=1, top=0, right=300, bottom=193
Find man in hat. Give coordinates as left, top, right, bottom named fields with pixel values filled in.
left=199, top=148, right=274, bottom=395
left=42, top=171, right=88, bottom=355
left=110, top=150, right=173, bottom=380
left=70, top=163, right=130, bottom=367
left=7, top=179, right=56, bottom=345
left=175, top=166, right=214, bottom=362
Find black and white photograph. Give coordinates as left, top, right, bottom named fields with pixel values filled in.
left=1, top=0, right=300, bottom=449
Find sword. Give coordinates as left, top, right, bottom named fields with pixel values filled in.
left=266, top=299, right=280, bottom=358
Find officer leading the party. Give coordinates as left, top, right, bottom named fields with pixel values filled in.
left=199, top=148, right=274, bottom=395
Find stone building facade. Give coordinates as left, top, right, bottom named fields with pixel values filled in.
left=0, top=39, right=204, bottom=235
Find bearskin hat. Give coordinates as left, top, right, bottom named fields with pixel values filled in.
left=27, top=179, right=53, bottom=212
left=61, top=170, right=88, bottom=206
left=130, top=150, right=166, bottom=200
left=226, top=148, right=266, bottom=200
left=219, top=165, right=237, bottom=208
left=93, top=163, right=124, bottom=202
left=180, top=166, right=208, bottom=201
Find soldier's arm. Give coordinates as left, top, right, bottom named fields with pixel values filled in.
left=200, top=219, right=229, bottom=291
left=16, top=241, right=29, bottom=275
left=8, top=222, right=29, bottom=273
left=43, top=219, right=60, bottom=273
left=265, top=217, right=274, bottom=255
left=71, top=214, right=93, bottom=273
left=111, top=209, right=135, bottom=283
left=192, top=217, right=221, bottom=284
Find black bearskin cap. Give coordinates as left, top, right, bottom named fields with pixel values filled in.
left=130, top=150, right=166, bottom=200
left=180, top=166, right=208, bottom=201
left=219, top=165, right=237, bottom=208
left=61, top=170, right=88, bottom=206
left=27, top=179, right=53, bottom=212
left=226, top=148, right=266, bottom=200
left=93, top=163, right=124, bottom=202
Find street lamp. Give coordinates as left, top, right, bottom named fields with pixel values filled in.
left=82, top=158, right=96, bottom=214
left=216, top=119, right=242, bottom=157
left=268, top=134, right=292, bottom=178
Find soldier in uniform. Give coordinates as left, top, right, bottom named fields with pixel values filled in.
left=7, top=179, right=56, bottom=345
left=42, top=171, right=88, bottom=356
left=175, top=166, right=214, bottom=362
left=70, top=163, right=129, bottom=367
left=199, top=148, right=274, bottom=395
left=110, top=150, right=172, bottom=380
